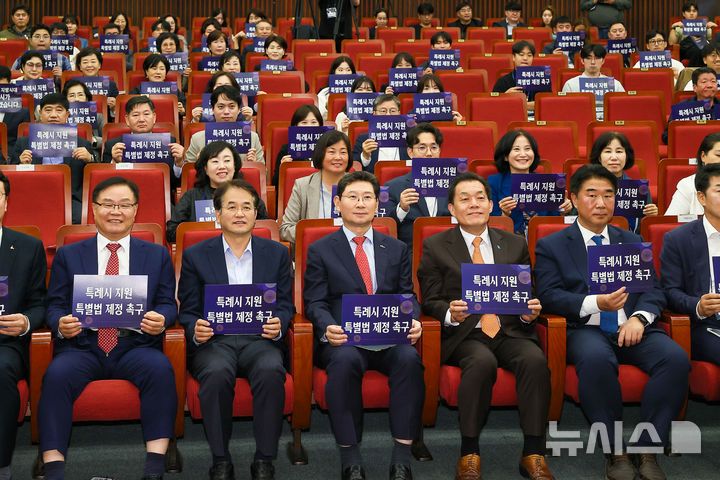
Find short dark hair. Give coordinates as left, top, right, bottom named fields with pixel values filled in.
left=448, top=172, right=492, bottom=205
left=11, top=5, right=29, bottom=16
left=569, top=164, right=618, bottom=195
left=76, top=47, right=103, bottom=66
left=392, top=52, right=416, bottom=68
left=644, top=29, right=667, bottom=44
left=196, top=141, right=243, bottom=189
left=493, top=130, right=541, bottom=173
left=430, top=31, right=452, bottom=46
left=151, top=19, right=170, bottom=33
left=692, top=67, right=716, bottom=86
left=142, top=53, right=170, bottom=75
left=580, top=44, right=607, bottom=59
left=374, top=7, right=390, bottom=17
left=329, top=55, right=356, bottom=74
left=39, top=93, right=69, bottom=110
left=697, top=132, right=720, bottom=168
left=210, top=8, right=228, bottom=26
left=700, top=42, right=720, bottom=59
left=311, top=130, right=352, bottom=170
left=589, top=131, right=635, bottom=171
left=50, top=22, right=68, bottom=34
left=512, top=40, right=536, bottom=56
left=417, top=2, right=434, bottom=15
left=351, top=75, right=376, bottom=92
left=609, top=21, right=627, bottom=30
left=200, top=18, right=222, bottom=36
left=682, top=2, right=699, bottom=13
left=213, top=179, right=260, bottom=211
left=219, top=50, right=242, bottom=69
left=0, top=170, right=10, bottom=197
left=551, top=16, right=572, bottom=28
left=455, top=1, right=472, bottom=13
left=206, top=29, right=228, bottom=47
left=92, top=176, right=140, bottom=203
left=417, top=73, right=445, bottom=92
left=161, top=14, right=179, bottom=31
left=61, top=79, right=93, bottom=101
left=337, top=171, right=380, bottom=198
left=156, top=32, right=180, bottom=51
left=19, top=50, right=43, bottom=68
left=103, top=23, right=121, bottom=34
left=291, top=104, right=323, bottom=126
left=125, top=95, right=155, bottom=114
left=246, top=9, right=267, bottom=23
left=505, top=1, right=522, bottom=11
left=263, top=34, right=287, bottom=53
left=109, top=11, right=130, bottom=34
left=695, top=163, right=720, bottom=193
left=210, top=85, right=241, bottom=108
left=406, top=123, right=443, bottom=148
left=0, top=65, right=11, bottom=82
left=206, top=71, right=240, bottom=92
left=29, top=23, right=49, bottom=38
left=373, top=93, right=400, bottom=110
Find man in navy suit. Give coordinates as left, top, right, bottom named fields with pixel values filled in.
left=178, top=179, right=294, bottom=480
left=492, top=1, right=526, bottom=39
left=304, top=171, right=424, bottom=480
left=0, top=171, right=47, bottom=480
left=535, top=165, right=689, bottom=480
left=351, top=94, right=410, bottom=173
left=385, top=123, right=450, bottom=248
left=38, top=177, right=178, bottom=480
left=661, top=163, right=720, bottom=365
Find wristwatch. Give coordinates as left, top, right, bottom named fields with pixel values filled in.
left=634, top=313, right=650, bottom=327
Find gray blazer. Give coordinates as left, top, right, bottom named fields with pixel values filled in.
left=279, top=171, right=324, bottom=243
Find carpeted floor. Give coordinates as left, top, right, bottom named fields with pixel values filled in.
left=9, top=398, right=720, bottom=479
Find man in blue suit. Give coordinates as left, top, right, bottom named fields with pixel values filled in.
left=304, top=171, right=424, bottom=480
left=0, top=171, right=47, bottom=479
left=351, top=94, right=410, bottom=173
left=661, top=163, right=720, bottom=365
left=385, top=123, right=450, bottom=248
left=534, top=164, right=689, bottom=480
left=38, top=177, right=178, bottom=480
left=178, top=179, right=294, bottom=480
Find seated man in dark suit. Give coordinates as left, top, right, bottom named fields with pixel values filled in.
left=178, top=179, right=294, bottom=480
left=492, top=1, right=526, bottom=39
left=9, top=93, right=99, bottom=224
left=38, top=177, right=178, bottom=480
left=417, top=172, right=552, bottom=480
left=447, top=1, right=483, bottom=39
left=661, top=163, right=720, bottom=365
left=304, top=171, right=423, bottom=480
left=0, top=171, right=47, bottom=479
left=385, top=123, right=450, bottom=248
left=0, top=65, right=31, bottom=154
left=534, top=164, right=690, bottom=480
left=352, top=94, right=410, bottom=173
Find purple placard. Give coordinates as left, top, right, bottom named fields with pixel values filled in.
left=67, top=101, right=98, bottom=128
left=100, top=34, right=130, bottom=54
left=579, top=77, right=615, bottom=102
left=712, top=257, right=720, bottom=294
left=511, top=173, right=566, bottom=211
left=260, top=59, right=293, bottom=71
left=606, top=38, right=637, bottom=55
left=587, top=243, right=654, bottom=294
left=15, top=78, right=55, bottom=100
left=252, top=36, right=266, bottom=53
left=341, top=294, right=414, bottom=346
left=346, top=92, right=381, bottom=121
left=77, top=76, right=110, bottom=96
left=200, top=35, right=209, bottom=53
left=233, top=72, right=260, bottom=95
left=328, top=73, right=361, bottom=94
left=205, top=121, right=252, bottom=153
left=122, top=133, right=171, bottom=163
left=73, top=274, right=149, bottom=328
left=555, top=31, right=585, bottom=52
left=461, top=263, right=533, bottom=315
left=195, top=199, right=215, bottom=222
left=147, top=36, right=157, bottom=53
left=515, top=66, right=552, bottom=92
left=388, top=68, right=419, bottom=93
left=245, top=23, right=257, bottom=38
left=682, top=19, right=707, bottom=37
left=638, top=51, right=672, bottom=69
left=376, top=186, right=391, bottom=217
left=413, top=92, right=453, bottom=121
left=671, top=100, right=720, bottom=121
left=139, top=81, right=178, bottom=95
left=412, top=158, right=468, bottom=197
left=29, top=124, right=77, bottom=157
left=51, top=35, right=76, bottom=54
left=204, top=283, right=276, bottom=334
left=428, top=48, right=461, bottom=70
left=200, top=93, right=214, bottom=121
left=616, top=179, right=649, bottom=218
left=288, top=125, right=335, bottom=159
left=41, top=51, right=63, bottom=70
left=0, top=84, right=22, bottom=113
left=164, top=52, right=189, bottom=72
left=199, top=55, right=222, bottom=71
left=368, top=114, right=416, bottom=148
left=0, top=276, right=8, bottom=318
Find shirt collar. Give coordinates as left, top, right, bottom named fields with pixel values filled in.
left=703, top=216, right=720, bottom=240
left=459, top=225, right=491, bottom=250
left=577, top=221, right=610, bottom=245
left=97, top=232, right=131, bottom=252
left=343, top=225, right=374, bottom=246
left=222, top=234, right=252, bottom=260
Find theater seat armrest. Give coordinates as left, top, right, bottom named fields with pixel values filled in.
left=660, top=311, right=691, bottom=358
left=30, top=329, right=53, bottom=443
left=288, top=314, right=313, bottom=430
left=537, top=315, right=566, bottom=421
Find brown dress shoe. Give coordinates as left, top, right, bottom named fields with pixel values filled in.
left=606, top=454, right=637, bottom=480
left=455, top=453, right=481, bottom=480
left=636, top=454, right=666, bottom=480
left=519, top=454, right=554, bottom=479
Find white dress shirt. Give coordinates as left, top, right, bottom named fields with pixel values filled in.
left=97, top=233, right=131, bottom=275
left=222, top=235, right=253, bottom=284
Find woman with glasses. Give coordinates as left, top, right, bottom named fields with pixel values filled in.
left=352, top=94, right=410, bottom=173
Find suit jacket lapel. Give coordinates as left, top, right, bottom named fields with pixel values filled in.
left=250, top=236, right=266, bottom=284
left=447, top=227, right=471, bottom=265
left=691, top=221, right=711, bottom=293
left=331, top=229, right=368, bottom=292
left=0, top=230, right=17, bottom=276
left=306, top=172, right=322, bottom=219
left=128, top=237, right=145, bottom=275
left=373, top=231, right=388, bottom=292
left=488, top=228, right=509, bottom=264
left=206, top=235, right=230, bottom=284
left=81, top=236, right=99, bottom=274
left=565, top=223, right=589, bottom=281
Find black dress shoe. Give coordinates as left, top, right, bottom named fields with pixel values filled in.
left=209, top=461, right=235, bottom=480
left=165, top=439, right=183, bottom=473
left=389, top=463, right=413, bottom=479
left=341, top=464, right=366, bottom=480
left=251, top=459, right=275, bottom=480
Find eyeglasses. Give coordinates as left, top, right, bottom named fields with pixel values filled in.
left=647, top=39, right=666, bottom=46
left=342, top=194, right=376, bottom=204
left=32, top=34, right=51, bottom=40
left=375, top=108, right=400, bottom=114
left=222, top=205, right=255, bottom=215
left=94, top=202, right=137, bottom=211
left=24, top=62, right=43, bottom=69
left=413, top=144, right=440, bottom=154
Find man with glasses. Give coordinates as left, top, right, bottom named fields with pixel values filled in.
left=352, top=94, right=410, bottom=173
left=38, top=176, right=178, bottom=480
left=178, top=179, right=293, bottom=480
left=11, top=24, right=72, bottom=75
left=632, top=30, right=685, bottom=82
left=304, top=170, right=423, bottom=480
left=385, top=123, right=451, bottom=247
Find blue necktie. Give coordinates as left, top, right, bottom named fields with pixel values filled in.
left=591, top=235, right=619, bottom=334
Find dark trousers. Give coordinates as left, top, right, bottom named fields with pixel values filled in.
left=317, top=343, right=424, bottom=446
left=691, top=325, right=720, bottom=364
left=567, top=327, right=690, bottom=447
left=38, top=336, right=177, bottom=455
left=447, top=330, right=551, bottom=438
left=191, top=336, right=286, bottom=460
left=0, top=346, right=24, bottom=467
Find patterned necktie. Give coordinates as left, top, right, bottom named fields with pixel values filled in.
left=591, top=235, right=619, bottom=334
left=353, top=236, right=374, bottom=294
left=98, top=243, right=120, bottom=355
left=472, top=236, right=500, bottom=338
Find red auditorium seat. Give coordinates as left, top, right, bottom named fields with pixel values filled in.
left=278, top=161, right=318, bottom=221
left=507, top=121, right=579, bottom=173
left=657, top=159, right=696, bottom=214
left=433, top=121, right=497, bottom=160
left=467, top=92, right=527, bottom=134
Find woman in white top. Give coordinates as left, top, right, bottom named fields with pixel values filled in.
left=665, top=132, right=720, bottom=215
left=318, top=55, right=356, bottom=120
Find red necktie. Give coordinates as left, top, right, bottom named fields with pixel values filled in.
left=98, top=243, right=120, bottom=355
left=353, top=236, right=374, bottom=294
left=472, top=237, right=500, bottom=338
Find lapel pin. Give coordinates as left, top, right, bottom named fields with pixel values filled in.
left=10, top=245, right=15, bottom=250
